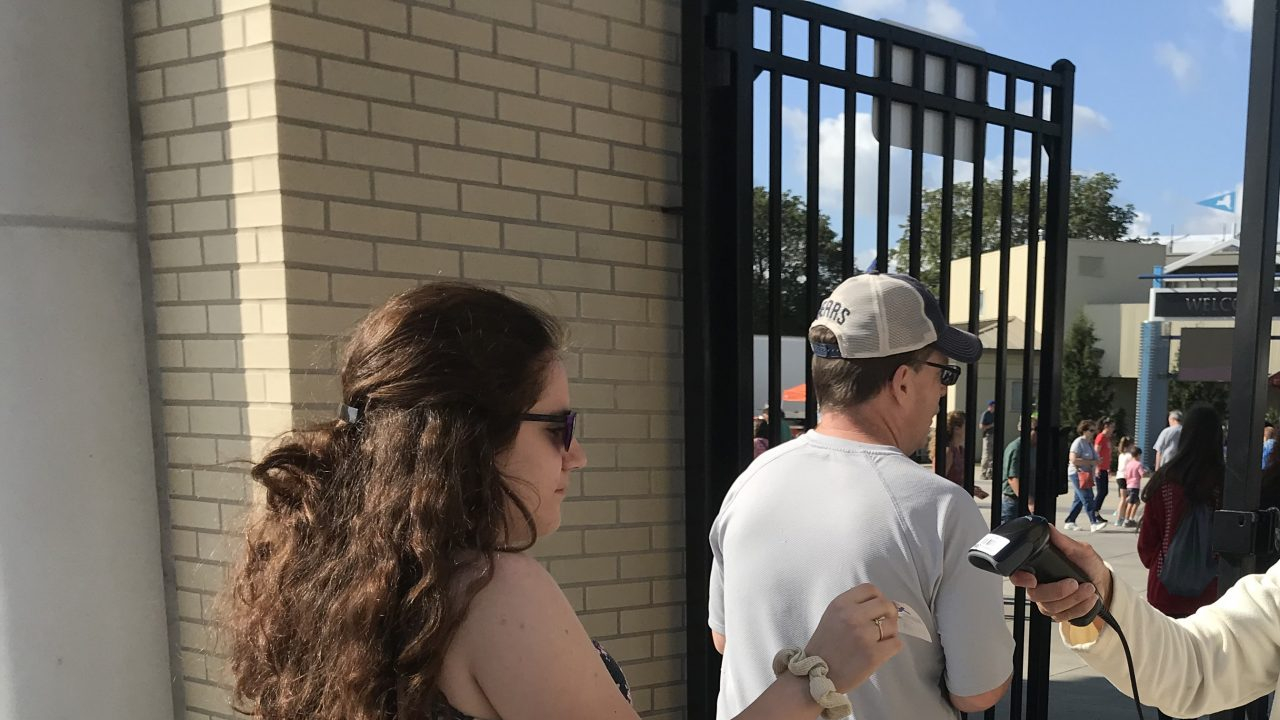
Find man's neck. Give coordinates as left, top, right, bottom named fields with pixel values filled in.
left=815, top=406, right=904, bottom=451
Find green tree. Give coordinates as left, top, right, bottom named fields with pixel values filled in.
left=1061, top=312, right=1114, bottom=428
left=895, top=172, right=1139, bottom=291
left=752, top=187, right=852, bottom=335
left=1169, top=349, right=1231, bottom=420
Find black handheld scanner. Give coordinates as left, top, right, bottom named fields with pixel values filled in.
left=967, top=515, right=1102, bottom=627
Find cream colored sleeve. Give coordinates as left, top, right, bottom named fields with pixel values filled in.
left=1060, top=562, right=1280, bottom=718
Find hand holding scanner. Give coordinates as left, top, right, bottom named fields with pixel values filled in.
left=967, top=515, right=1102, bottom=627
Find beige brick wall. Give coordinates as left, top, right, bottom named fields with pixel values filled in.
left=135, top=1, right=684, bottom=717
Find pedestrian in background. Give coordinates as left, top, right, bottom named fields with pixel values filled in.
left=1092, top=417, right=1115, bottom=518
left=1063, top=420, right=1107, bottom=533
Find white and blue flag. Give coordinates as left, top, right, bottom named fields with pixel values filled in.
left=1197, top=190, right=1237, bottom=213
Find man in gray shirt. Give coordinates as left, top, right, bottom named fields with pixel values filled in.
left=710, top=273, right=1013, bottom=719
left=1153, top=409, right=1183, bottom=469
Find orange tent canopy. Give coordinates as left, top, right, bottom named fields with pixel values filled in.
left=782, top=383, right=806, bottom=402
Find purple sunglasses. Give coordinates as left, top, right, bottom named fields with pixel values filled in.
left=520, top=411, right=578, bottom=451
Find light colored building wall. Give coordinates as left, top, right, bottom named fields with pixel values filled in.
left=133, top=1, right=685, bottom=717
left=1082, top=302, right=1147, bottom=378
left=947, top=242, right=1165, bottom=432
left=946, top=350, right=1034, bottom=437
left=946, top=244, right=1034, bottom=323
left=947, top=240, right=1163, bottom=331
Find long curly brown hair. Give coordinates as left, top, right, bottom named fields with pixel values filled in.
left=223, top=282, right=564, bottom=720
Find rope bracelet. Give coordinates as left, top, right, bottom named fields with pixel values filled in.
left=772, top=647, right=854, bottom=720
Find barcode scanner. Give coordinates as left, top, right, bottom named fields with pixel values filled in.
left=967, top=515, right=1144, bottom=718
left=967, top=515, right=1102, bottom=627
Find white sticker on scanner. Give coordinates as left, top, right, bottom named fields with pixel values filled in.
left=894, top=601, right=932, bottom=643
left=972, top=533, right=1010, bottom=556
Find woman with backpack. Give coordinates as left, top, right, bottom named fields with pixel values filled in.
left=1137, top=404, right=1224, bottom=720
left=1138, top=403, right=1224, bottom=620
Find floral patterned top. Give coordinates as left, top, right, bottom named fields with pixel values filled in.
left=431, top=641, right=630, bottom=719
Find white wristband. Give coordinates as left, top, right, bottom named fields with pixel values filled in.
left=772, top=647, right=854, bottom=720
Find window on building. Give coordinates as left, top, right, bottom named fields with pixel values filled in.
left=1079, top=255, right=1104, bottom=277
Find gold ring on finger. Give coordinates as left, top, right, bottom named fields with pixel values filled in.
left=873, top=615, right=886, bottom=641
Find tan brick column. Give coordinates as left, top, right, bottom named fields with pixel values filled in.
left=133, top=1, right=685, bottom=717
left=132, top=1, right=294, bottom=716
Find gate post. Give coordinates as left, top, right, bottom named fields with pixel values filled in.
left=1136, top=320, right=1171, bottom=463
left=682, top=1, right=754, bottom=716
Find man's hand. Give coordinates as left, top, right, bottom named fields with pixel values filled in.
left=1008, top=524, right=1111, bottom=624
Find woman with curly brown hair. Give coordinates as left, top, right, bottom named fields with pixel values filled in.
left=223, top=281, right=902, bottom=720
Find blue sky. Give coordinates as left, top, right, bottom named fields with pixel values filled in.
left=752, top=0, right=1255, bottom=268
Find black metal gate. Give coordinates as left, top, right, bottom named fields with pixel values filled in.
left=683, top=1, right=1075, bottom=717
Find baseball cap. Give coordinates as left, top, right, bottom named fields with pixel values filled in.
left=809, top=273, right=983, bottom=363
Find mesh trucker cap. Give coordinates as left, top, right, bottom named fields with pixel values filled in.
left=809, top=273, right=983, bottom=363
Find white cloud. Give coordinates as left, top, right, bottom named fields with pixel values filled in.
left=1180, top=208, right=1239, bottom=235
left=781, top=107, right=890, bottom=213
left=982, top=155, right=1034, bottom=181
left=1155, top=42, right=1197, bottom=89
left=841, top=0, right=907, bottom=15
left=1178, top=182, right=1245, bottom=234
left=1073, top=104, right=1111, bottom=132
left=1221, top=0, right=1252, bottom=31
left=921, top=0, right=972, bottom=38
left=781, top=106, right=947, bottom=222
left=840, top=0, right=973, bottom=39
left=1127, top=210, right=1153, bottom=239
left=1014, top=98, right=1108, bottom=133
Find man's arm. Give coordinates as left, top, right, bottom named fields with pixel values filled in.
left=712, top=630, right=726, bottom=654
left=951, top=677, right=1013, bottom=713
left=935, top=496, right=1015, bottom=712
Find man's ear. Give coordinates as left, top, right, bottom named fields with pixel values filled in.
left=890, top=363, right=913, bottom=401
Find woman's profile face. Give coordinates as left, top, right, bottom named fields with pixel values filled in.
left=497, top=360, right=587, bottom=542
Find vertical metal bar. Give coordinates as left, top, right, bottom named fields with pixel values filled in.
left=876, top=32, right=892, bottom=268
left=987, top=78, right=1017, bottom=720
left=805, top=21, right=821, bottom=428
left=993, top=73, right=1016, bottom=523
left=842, top=32, right=857, bottom=278
left=934, top=55, right=957, bottom=480
left=680, top=3, right=711, bottom=715
left=909, top=45, right=925, bottom=278
left=1020, top=86, right=1043, bottom=521
left=768, top=9, right=784, bottom=447
left=963, top=67, right=988, bottom=500
left=1220, top=0, right=1280, bottom=588
left=1028, top=61, right=1075, bottom=720
left=1011, top=81, right=1043, bottom=720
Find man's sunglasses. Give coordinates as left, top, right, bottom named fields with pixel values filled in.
left=923, top=361, right=962, bottom=387
left=520, top=411, right=578, bottom=451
